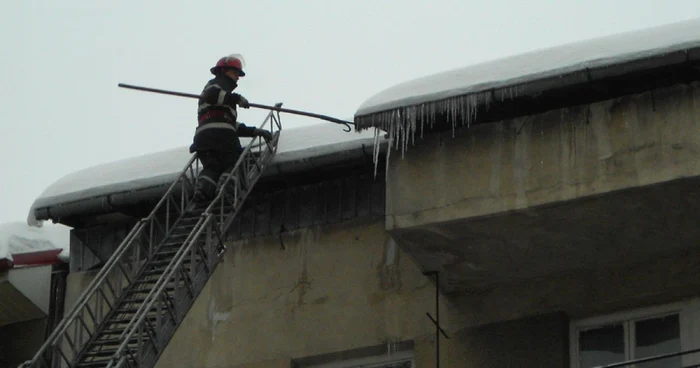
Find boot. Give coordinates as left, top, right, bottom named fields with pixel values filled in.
left=218, top=177, right=240, bottom=205
left=192, top=189, right=208, bottom=204
left=192, top=175, right=216, bottom=206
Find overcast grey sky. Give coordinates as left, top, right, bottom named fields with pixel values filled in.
left=1, top=0, right=699, bottom=226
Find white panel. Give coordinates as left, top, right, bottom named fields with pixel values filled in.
left=8, top=265, right=52, bottom=314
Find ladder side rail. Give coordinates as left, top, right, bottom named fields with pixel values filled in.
left=219, top=110, right=281, bottom=233
left=69, top=167, right=204, bottom=366
left=108, top=213, right=215, bottom=368
left=112, top=213, right=208, bottom=344
left=114, top=107, right=281, bottom=347
left=115, top=106, right=283, bottom=336
left=24, top=220, right=145, bottom=368
left=210, top=104, right=282, bottom=233
left=203, top=103, right=282, bottom=218
left=108, top=106, right=283, bottom=368
left=221, top=130, right=280, bottom=233
left=26, top=153, right=200, bottom=368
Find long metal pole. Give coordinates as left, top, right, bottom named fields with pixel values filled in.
left=436, top=272, right=440, bottom=368
left=117, top=83, right=353, bottom=131
left=423, top=271, right=448, bottom=368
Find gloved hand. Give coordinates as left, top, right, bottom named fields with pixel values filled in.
left=255, top=128, right=272, bottom=142
left=236, top=94, right=250, bottom=108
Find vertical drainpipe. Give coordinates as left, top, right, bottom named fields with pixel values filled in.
left=43, top=262, right=69, bottom=365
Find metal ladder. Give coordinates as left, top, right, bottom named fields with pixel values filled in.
left=24, top=105, right=283, bottom=368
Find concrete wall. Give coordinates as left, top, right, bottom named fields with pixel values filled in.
left=154, top=219, right=451, bottom=367
left=61, top=267, right=129, bottom=365
left=53, top=82, right=700, bottom=367
left=58, top=209, right=700, bottom=368
left=0, top=317, right=47, bottom=368
left=8, top=265, right=53, bottom=314
left=451, top=247, right=700, bottom=328
left=0, top=279, right=45, bottom=327
left=63, top=268, right=98, bottom=313
left=385, top=82, right=700, bottom=230
left=144, top=217, right=586, bottom=368
left=447, top=313, right=569, bottom=368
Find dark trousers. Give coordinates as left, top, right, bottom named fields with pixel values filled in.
left=194, top=150, right=242, bottom=201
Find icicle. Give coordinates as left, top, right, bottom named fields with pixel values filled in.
left=385, top=126, right=393, bottom=184
left=419, top=103, right=425, bottom=139
left=448, top=96, right=457, bottom=138
left=372, top=127, right=381, bottom=178
left=410, top=109, right=416, bottom=147
left=357, top=86, right=527, bottom=180
left=408, top=116, right=413, bottom=153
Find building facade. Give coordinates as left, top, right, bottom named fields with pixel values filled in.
left=0, top=223, right=69, bottom=368
left=22, top=18, right=700, bottom=368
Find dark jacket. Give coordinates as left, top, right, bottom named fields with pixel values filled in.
left=189, top=74, right=257, bottom=153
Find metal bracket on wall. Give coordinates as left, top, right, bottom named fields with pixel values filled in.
left=423, top=271, right=449, bottom=368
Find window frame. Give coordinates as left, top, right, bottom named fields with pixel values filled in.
left=307, top=350, right=414, bottom=368
left=569, top=298, right=700, bottom=368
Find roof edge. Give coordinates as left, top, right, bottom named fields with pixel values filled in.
left=31, top=140, right=388, bottom=225
left=354, top=44, right=700, bottom=131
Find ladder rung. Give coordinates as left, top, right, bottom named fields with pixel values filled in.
left=181, top=215, right=203, bottom=222
left=104, top=314, right=159, bottom=326
left=159, top=242, right=184, bottom=249
left=125, top=286, right=175, bottom=295
left=115, top=305, right=163, bottom=315
left=99, top=326, right=130, bottom=335
left=77, top=361, right=116, bottom=368
left=132, top=278, right=158, bottom=285
left=169, top=227, right=195, bottom=236
left=150, top=260, right=178, bottom=268
left=141, top=268, right=168, bottom=277
left=82, top=349, right=117, bottom=358
left=159, top=236, right=204, bottom=248
left=120, top=296, right=147, bottom=304
left=154, top=249, right=179, bottom=258
left=174, top=221, right=198, bottom=228
left=93, top=337, right=140, bottom=346
left=141, top=267, right=193, bottom=277
left=64, top=131, right=277, bottom=368
left=168, top=232, right=190, bottom=239
left=93, top=329, right=127, bottom=338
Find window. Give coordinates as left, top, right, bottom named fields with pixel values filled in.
left=571, top=300, right=700, bottom=368
left=308, top=350, right=414, bottom=368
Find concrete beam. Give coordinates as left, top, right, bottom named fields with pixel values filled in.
left=385, top=82, right=700, bottom=231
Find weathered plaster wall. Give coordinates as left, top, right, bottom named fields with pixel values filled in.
left=59, top=216, right=700, bottom=367
left=446, top=313, right=570, bottom=368
left=386, top=82, right=700, bottom=230
left=154, top=219, right=455, bottom=367
left=64, top=269, right=99, bottom=313
left=451, top=247, right=700, bottom=328
left=55, top=82, right=700, bottom=367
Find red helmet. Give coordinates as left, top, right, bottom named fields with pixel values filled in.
left=210, top=54, right=246, bottom=76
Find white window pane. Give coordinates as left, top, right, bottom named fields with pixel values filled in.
left=635, top=314, right=681, bottom=368
left=579, top=324, right=626, bottom=368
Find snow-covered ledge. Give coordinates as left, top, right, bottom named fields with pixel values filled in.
left=27, top=123, right=387, bottom=227
left=0, top=222, right=69, bottom=326
left=0, top=222, right=69, bottom=267
left=354, top=17, right=700, bottom=158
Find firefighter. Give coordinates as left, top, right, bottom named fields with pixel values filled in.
left=190, top=54, right=272, bottom=203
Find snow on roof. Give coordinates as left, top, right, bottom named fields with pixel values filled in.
left=352, top=18, right=700, bottom=172
left=0, top=222, right=70, bottom=264
left=28, top=122, right=383, bottom=226
left=355, top=17, right=700, bottom=120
